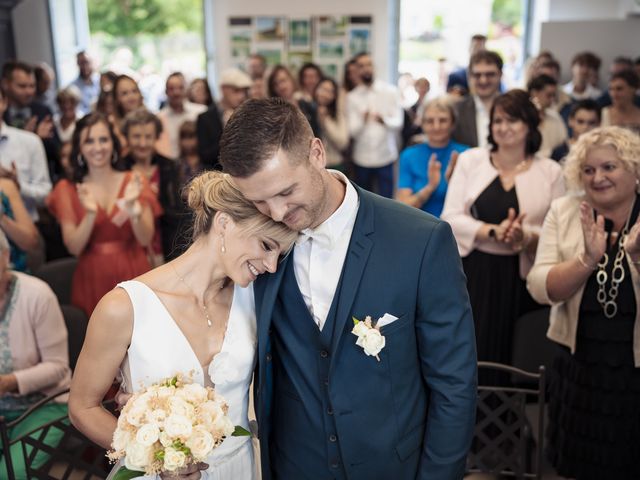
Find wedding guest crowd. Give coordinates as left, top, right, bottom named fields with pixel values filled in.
left=1, top=38, right=640, bottom=480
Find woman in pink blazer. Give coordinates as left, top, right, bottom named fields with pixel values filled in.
left=442, top=89, right=565, bottom=379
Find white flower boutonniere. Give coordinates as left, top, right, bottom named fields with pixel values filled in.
left=351, top=315, right=386, bottom=361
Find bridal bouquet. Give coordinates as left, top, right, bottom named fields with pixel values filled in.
left=108, top=374, right=249, bottom=478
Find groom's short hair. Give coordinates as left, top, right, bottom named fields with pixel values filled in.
left=219, top=98, right=314, bottom=177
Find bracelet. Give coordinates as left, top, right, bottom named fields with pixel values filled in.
left=577, top=253, right=597, bottom=270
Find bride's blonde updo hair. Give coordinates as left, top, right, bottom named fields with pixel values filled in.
left=187, top=171, right=298, bottom=247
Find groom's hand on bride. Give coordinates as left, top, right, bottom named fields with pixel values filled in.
left=160, top=462, right=209, bottom=480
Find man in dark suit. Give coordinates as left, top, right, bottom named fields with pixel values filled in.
left=451, top=50, right=503, bottom=148
left=220, top=98, right=477, bottom=480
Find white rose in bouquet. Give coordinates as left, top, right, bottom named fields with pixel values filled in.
left=108, top=374, right=249, bottom=478
left=135, top=423, right=160, bottom=447
left=164, top=414, right=193, bottom=439
left=163, top=446, right=187, bottom=471
left=185, top=426, right=215, bottom=460
left=124, top=442, right=154, bottom=471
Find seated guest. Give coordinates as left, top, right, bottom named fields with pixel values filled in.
left=314, top=77, right=349, bottom=171
left=268, top=65, right=320, bottom=136
left=397, top=98, right=468, bottom=217
left=155, top=72, right=206, bottom=160
left=123, top=109, right=185, bottom=263
left=551, top=99, right=601, bottom=161
left=46, top=113, right=158, bottom=316
left=601, top=70, right=640, bottom=134
left=54, top=87, right=81, bottom=144
left=527, top=126, right=640, bottom=480
left=527, top=74, right=568, bottom=158
left=297, top=62, right=323, bottom=103
left=0, top=86, right=52, bottom=221
left=178, top=120, right=203, bottom=186
left=0, top=177, right=39, bottom=271
left=187, top=78, right=214, bottom=107
left=0, top=228, right=70, bottom=478
left=442, top=90, right=564, bottom=377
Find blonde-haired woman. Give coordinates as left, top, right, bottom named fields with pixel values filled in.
left=69, top=171, right=298, bottom=479
left=528, top=126, right=640, bottom=480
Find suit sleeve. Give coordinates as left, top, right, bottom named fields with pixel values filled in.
left=416, top=220, right=477, bottom=479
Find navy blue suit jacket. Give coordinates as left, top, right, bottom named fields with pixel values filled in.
left=253, top=186, right=477, bottom=479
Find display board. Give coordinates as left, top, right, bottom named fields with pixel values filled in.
left=228, top=15, right=373, bottom=80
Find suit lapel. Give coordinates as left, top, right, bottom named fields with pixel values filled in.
left=330, top=186, right=374, bottom=361
left=256, top=255, right=289, bottom=384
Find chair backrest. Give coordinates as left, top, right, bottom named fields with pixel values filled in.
left=60, top=304, right=88, bottom=371
left=467, top=361, right=546, bottom=479
left=0, top=389, right=112, bottom=480
left=33, top=258, right=78, bottom=305
left=511, top=307, right=556, bottom=385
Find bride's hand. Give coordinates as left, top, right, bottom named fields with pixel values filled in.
left=160, top=462, right=209, bottom=480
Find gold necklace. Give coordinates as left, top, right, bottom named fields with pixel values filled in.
left=172, top=265, right=215, bottom=327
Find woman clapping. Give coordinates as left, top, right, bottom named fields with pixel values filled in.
left=528, top=126, right=640, bottom=480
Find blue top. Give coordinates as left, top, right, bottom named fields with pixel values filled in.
left=398, top=141, right=469, bottom=217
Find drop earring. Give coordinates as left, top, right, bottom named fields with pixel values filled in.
left=77, top=154, right=85, bottom=167
left=220, top=234, right=226, bottom=253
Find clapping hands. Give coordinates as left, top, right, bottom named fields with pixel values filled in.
left=490, top=208, right=527, bottom=251
left=580, top=201, right=606, bottom=268
left=426, top=151, right=460, bottom=189
left=123, top=173, right=142, bottom=208
left=77, top=184, right=98, bottom=214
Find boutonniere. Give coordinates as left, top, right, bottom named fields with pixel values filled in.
left=351, top=315, right=386, bottom=361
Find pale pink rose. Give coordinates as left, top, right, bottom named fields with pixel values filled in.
left=168, top=396, right=195, bottom=419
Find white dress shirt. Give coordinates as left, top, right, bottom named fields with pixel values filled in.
left=156, top=101, right=207, bottom=159
left=0, top=123, right=52, bottom=220
left=293, top=171, right=359, bottom=330
left=562, top=81, right=602, bottom=101
left=473, top=95, right=490, bottom=148
left=346, top=80, right=403, bottom=168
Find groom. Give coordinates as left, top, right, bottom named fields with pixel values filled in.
left=220, top=98, right=477, bottom=480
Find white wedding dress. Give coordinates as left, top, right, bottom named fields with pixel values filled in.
left=107, top=280, right=257, bottom=480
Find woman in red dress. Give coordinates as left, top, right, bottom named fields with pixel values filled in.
left=47, top=113, right=160, bottom=316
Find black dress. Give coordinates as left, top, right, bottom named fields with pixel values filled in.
left=547, top=209, right=640, bottom=480
left=462, top=177, right=538, bottom=378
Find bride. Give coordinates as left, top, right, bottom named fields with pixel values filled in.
left=68, top=171, right=297, bottom=479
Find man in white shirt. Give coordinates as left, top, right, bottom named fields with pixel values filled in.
left=219, top=98, right=477, bottom=480
left=562, top=52, right=602, bottom=101
left=155, top=72, right=206, bottom=160
left=70, top=51, right=101, bottom=115
left=528, top=74, right=568, bottom=158
left=346, top=53, right=403, bottom=198
left=452, top=50, right=503, bottom=148
left=0, top=87, right=52, bottom=220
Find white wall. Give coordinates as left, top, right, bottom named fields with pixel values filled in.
left=209, top=0, right=392, bottom=84
left=548, top=0, right=627, bottom=21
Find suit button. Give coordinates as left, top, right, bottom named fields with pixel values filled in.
left=266, top=353, right=272, bottom=362
left=323, top=378, right=329, bottom=386
left=327, top=407, right=334, bottom=415
left=330, top=459, right=340, bottom=468
left=329, top=434, right=337, bottom=442
left=320, top=350, right=329, bottom=358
